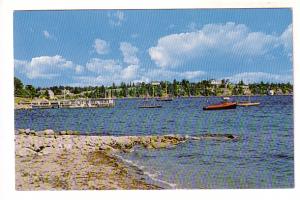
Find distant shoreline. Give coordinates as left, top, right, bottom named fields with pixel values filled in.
left=14, top=94, right=292, bottom=110
left=16, top=93, right=293, bottom=100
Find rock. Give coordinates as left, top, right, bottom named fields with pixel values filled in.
left=40, top=147, right=56, bottom=155
left=59, top=131, right=66, bottom=135
left=29, top=130, right=36, bottom=136
left=16, top=148, right=37, bottom=157
left=73, top=131, right=80, bottom=135
left=43, top=129, right=55, bottom=135
left=18, top=129, right=25, bottom=134
left=25, top=129, right=31, bottom=135
left=151, top=142, right=169, bottom=149
left=66, top=130, right=73, bottom=135
left=227, top=134, right=235, bottom=139
left=35, top=146, right=45, bottom=152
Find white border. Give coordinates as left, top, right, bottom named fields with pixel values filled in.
left=0, top=0, right=299, bottom=199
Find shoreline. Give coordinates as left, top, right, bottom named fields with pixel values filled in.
left=15, top=129, right=237, bottom=190
left=14, top=94, right=293, bottom=110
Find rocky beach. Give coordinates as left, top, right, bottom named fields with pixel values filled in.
left=15, top=129, right=237, bottom=190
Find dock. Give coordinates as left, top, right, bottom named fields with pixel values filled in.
left=18, top=98, right=115, bottom=109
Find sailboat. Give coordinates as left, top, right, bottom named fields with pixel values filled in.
left=237, top=96, right=260, bottom=107
left=138, top=87, right=162, bottom=108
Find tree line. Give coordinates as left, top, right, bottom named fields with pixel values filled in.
left=14, top=77, right=293, bottom=99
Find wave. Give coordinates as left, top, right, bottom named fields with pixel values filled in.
left=114, top=154, right=177, bottom=189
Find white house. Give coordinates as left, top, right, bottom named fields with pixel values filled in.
left=268, top=90, right=274, bottom=95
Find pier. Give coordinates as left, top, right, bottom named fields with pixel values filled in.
left=18, top=98, right=115, bottom=109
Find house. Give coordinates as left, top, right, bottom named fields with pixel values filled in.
left=210, top=79, right=222, bottom=86
left=47, top=90, right=55, bottom=99
left=268, top=90, right=274, bottom=95
left=242, top=85, right=251, bottom=95
left=151, top=81, right=160, bottom=86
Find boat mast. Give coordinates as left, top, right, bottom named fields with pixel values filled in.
left=64, top=88, right=66, bottom=101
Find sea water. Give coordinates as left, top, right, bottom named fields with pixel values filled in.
left=15, top=95, right=294, bottom=188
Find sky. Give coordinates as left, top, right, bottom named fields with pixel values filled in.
left=14, top=9, right=293, bottom=87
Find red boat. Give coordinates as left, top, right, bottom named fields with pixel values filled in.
left=203, top=101, right=237, bottom=110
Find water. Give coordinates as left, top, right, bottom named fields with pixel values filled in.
left=15, top=95, right=294, bottom=188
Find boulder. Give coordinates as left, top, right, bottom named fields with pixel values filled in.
left=43, top=129, right=55, bottom=135
left=73, top=130, right=80, bottom=135
left=29, top=130, right=36, bottom=136
left=18, top=129, right=25, bottom=134
left=25, top=129, right=31, bottom=135
left=66, top=130, right=73, bottom=135
left=59, top=131, right=66, bottom=135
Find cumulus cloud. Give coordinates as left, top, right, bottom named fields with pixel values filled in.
left=108, top=11, right=125, bottom=26
left=280, top=24, right=292, bottom=59
left=149, top=22, right=292, bottom=68
left=145, top=69, right=206, bottom=82
left=15, top=55, right=76, bottom=79
left=75, top=65, right=84, bottom=74
left=223, top=72, right=292, bottom=84
left=86, top=58, right=122, bottom=74
left=93, top=39, right=110, bottom=55
left=120, top=42, right=139, bottom=65
left=121, top=65, right=140, bottom=80
left=83, top=58, right=141, bottom=85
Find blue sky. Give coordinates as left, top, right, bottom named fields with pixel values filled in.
left=14, top=9, right=292, bottom=87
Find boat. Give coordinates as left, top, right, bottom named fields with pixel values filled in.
left=138, top=91, right=162, bottom=108
left=237, top=102, right=260, bottom=106
left=138, top=105, right=162, bottom=108
left=237, top=96, right=260, bottom=107
left=156, top=96, right=173, bottom=101
left=203, top=97, right=237, bottom=110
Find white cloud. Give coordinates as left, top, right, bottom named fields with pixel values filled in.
left=145, top=69, right=206, bottom=82
left=43, top=30, right=51, bottom=39
left=120, top=42, right=139, bottom=65
left=93, top=39, right=110, bottom=55
left=108, top=11, right=125, bottom=26
left=75, top=65, right=84, bottom=74
left=121, top=65, right=140, bottom=80
left=82, top=58, right=141, bottom=85
left=15, top=55, right=77, bottom=79
left=86, top=58, right=122, bottom=74
left=149, top=22, right=292, bottom=68
left=280, top=24, right=292, bottom=58
left=224, top=72, right=292, bottom=84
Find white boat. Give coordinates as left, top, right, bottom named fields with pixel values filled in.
left=237, top=96, right=260, bottom=107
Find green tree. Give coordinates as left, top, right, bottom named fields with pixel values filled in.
left=14, top=77, right=25, bottom=96
left=172, top=79, right=178, bottom=97
left=25, top=85, right=37, bottom=98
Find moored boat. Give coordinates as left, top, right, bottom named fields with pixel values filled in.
left=203, top=102, right=237, bottom=110
left=138, top=105, right=162, bottom=108
left=156, top=96, right=173, bottom=101
left=237, top=102, right=260, bottom=106
left=203, top=97, right=237, bottom=110
left=237, top=96, right=260, bottom=107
